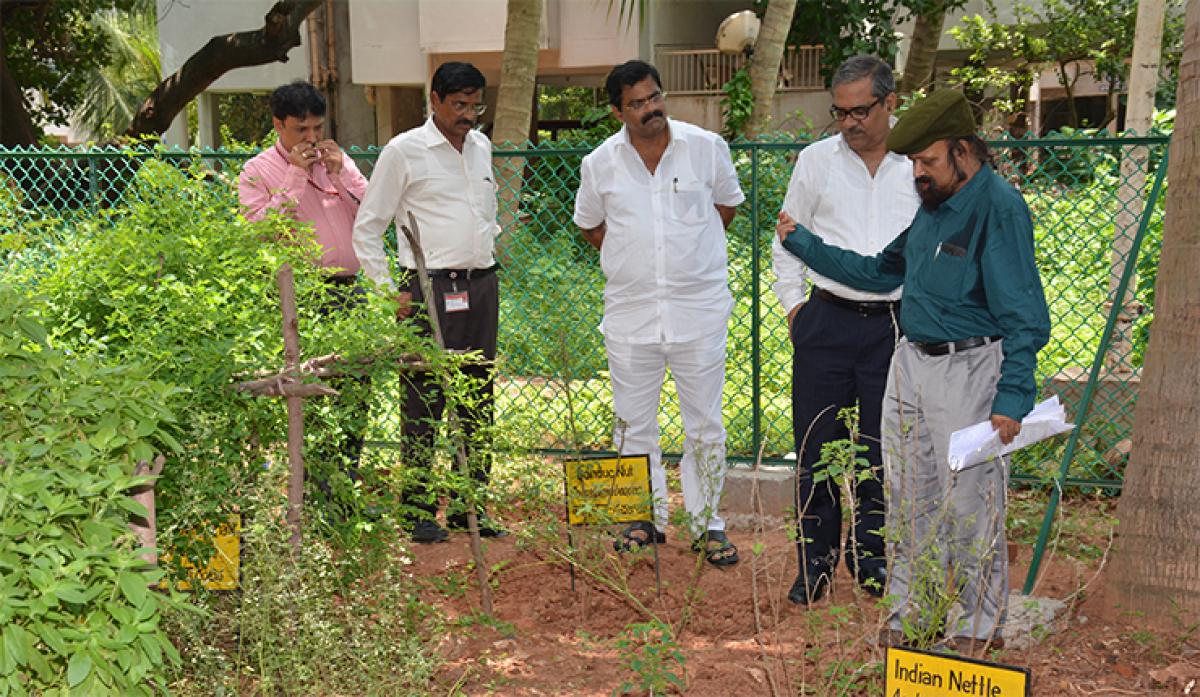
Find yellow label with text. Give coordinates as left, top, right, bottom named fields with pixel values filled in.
left=564, top=455, right=652, bottom=525
left=885, top=647, right=1029, bottom=697
left=160, top=515, right=241, bottom=591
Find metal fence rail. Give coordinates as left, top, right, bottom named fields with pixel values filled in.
left=0, top=135, right=1169, bottom=490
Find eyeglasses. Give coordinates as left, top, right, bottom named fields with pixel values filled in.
left=450, top=100, right=487, bottom=116
left=623, top=91, right=665, bottom=111
left=829, top=97, right=883, bottom=122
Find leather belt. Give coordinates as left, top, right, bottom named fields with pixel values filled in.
left=911, top=335, right=1002, bottom=356
left=402, top=265, right=497, bottom=280
left=814, top=288, right=899, bottom=316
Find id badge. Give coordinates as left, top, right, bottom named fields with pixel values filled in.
left=444, top=290, right=470, bottom=313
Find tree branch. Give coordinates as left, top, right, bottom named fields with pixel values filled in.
left=125, top=0, right=321, bottom=138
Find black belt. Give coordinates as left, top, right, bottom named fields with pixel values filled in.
left=402, top=265, right=497, bottom=280
left=814, top=288, right=899, bottom=316
left=911, top=335, right=1002, bottom=356
left=326, top=275, right=357, bottom=286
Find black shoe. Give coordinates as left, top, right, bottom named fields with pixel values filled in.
left=787, top=572, right=830, bottom=606
left=410, top=519, right=449, bottom=544
left=857, top=566, right=887, bottom=597
left=446, top=513, right=509, bottom=538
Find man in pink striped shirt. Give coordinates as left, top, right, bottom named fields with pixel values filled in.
left=238, top=80, right=369, bottom=277
left=238, top=80, right=372, bottom=519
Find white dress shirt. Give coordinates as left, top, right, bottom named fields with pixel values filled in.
left=574, top=119, right=745, bottom=344
left=353, top=117, right=499, bottom=289
left=772, top=132, right=919, bottom=312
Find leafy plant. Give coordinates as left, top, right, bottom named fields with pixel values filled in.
left=720, top=68, right=754, bottom=140
left=614, top=620, right=686, bottom=695
left=0, top=288, right=194, bottom=694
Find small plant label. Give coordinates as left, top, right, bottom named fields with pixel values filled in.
left=160, top=515, right=242, bottom=591
left=885, top=646, right=1029, bottom=697
left=562, top=454, right=653, bottom=525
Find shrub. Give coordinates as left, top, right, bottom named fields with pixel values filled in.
left=0, top=288, right=192, bottom=694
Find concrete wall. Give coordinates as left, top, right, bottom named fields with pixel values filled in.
left=156, top=0, right=310, bottom=92
left=348, top=0, right=426, bottom=86
left=668, top=90, right=831, bottom=136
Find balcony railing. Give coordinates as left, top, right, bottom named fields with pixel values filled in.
left=655, top=44, right=825, bottom=96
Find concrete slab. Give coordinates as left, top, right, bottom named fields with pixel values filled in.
left=721, top=464, right=795, bottom=530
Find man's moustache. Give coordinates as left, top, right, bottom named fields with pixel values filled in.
left=642, top=110, right=665, bottom=125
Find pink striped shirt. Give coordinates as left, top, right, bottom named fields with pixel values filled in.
left=238, top=141, right=370, bottom=276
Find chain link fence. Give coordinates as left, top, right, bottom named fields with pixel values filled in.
left=0, top=135, right=1169, bottom=489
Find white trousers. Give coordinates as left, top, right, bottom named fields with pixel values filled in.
left=605, top=329, right=728, bottom=536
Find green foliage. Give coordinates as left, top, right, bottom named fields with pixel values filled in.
left=720, top=69, right=754, bottom=140
left=165, top=467, right=440, bottom=696
left=74, top=2, right=161, bottom=141
left=0, top=288, right=193, bottom=694
left=8, top=155, right=433, bottom=570
left=3, top=0, right=142, bottom=132
left=950, top=0, right=1186, bottom=127
left=614, top=621, right=686, bottom=695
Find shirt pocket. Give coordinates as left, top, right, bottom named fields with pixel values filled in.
left=668, top=177, right=711, bottom=226
left=470, top=175, right=498, bottom=224
left=923, top=244, right=969, bottom=301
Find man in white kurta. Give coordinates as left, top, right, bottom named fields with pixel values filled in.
left=574, top=60, right=745, bottom=565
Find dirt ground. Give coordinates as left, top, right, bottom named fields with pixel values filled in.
left=407, top=495, right=1200, bottom=696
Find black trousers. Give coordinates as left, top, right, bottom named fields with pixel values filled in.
left=791, top=289, right=896, bottom=582
left=401, top=271, right=499, bottom=518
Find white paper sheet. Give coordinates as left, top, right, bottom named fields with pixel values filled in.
left=947, top=396, right=1075, bottom=472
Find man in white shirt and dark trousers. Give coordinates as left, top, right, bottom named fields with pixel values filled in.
left=574, top=60, right=745, bottom=566
left=773, top=56, right=920, bottom=603
left=353, top=62, right=505, bottom=544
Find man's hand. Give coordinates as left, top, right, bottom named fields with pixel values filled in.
left=777, top=211, right=797, bottom=242
left=287, top=141, right=319, bottom=170
left=991, top=414, right=1021, bottom=445
left=787, top=303, right=804, bottom=330
left=317, top=139, right=343, bottom=176
left=394, top=291, right=413, bottom=320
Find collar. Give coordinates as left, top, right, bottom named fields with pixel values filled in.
left=830, top=131, right=907, bottom=167
left=940, top=164, right=993, bottom=213
left=614, top=117, right=684, bottom=151
left=419, top=116, right=473, bottom=150
left=272, top=139, right=291, bottom=163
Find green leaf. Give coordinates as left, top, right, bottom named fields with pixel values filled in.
left=118, top=572, right=148, bottom=608
left=66, top=651, right=91, bottom=687
left=2, top=627, right=27, bottom=668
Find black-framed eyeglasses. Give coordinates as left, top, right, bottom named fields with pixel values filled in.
left=623, top=91, right=665, bottom=111
left=829, top=97, right=883, bottom=122
left=451, top=101, right=487, bottom=116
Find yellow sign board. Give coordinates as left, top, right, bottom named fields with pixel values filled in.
left=161, top=515, right=241, bottom=591
left=563, top=455, right=653, bottom=525
left=885, top=646, right=1029, bottom=697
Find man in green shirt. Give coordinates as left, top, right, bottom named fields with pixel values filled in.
left=777, top=90, right=1050, bottom=655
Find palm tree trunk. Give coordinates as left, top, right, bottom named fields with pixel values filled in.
left=492, top=0, right=543, bottom=265
left=1106, top=0, right=1168, bottom=374
left=746, top=0, right=798, bottom=138
left=1103, top=0, right=1200, bottom=627
left=898, top=2, right=948, bottom=95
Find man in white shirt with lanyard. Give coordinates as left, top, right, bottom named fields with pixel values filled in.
left=353, top=62, right=505, bottom=544
left=574, top=60, right=745, bottom=566
left=773, top=56, right=920, bottom=604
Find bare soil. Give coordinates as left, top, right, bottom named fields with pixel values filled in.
left=408, top=496, right=1200, bottom=696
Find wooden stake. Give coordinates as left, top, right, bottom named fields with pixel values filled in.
left=278, top=264, right=306, bottom=551
left=399, top=212, right=494, bottom=617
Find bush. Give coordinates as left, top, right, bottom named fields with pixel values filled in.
left=0, top=289, right=192, bottom=694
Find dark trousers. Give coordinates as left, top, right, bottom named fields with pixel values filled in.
left=401, top=271, right=499, bottom=518
left=791, top=289, right=896, bottom=582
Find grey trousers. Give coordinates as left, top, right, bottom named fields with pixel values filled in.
left=882, top=339, right=1009, bottom=641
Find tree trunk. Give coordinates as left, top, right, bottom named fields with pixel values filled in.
left=492, top=0, right=543, bottom=266
left=125, top=0, right=321, bottom=138
left=1106, top=0, right=1168, bottom=374
left=0, top=7, right=39, bottom=147
left=1103, top=0, right=1200, bottom=628
left=746, top=0, right=798, bottom=138
left=899, top=2, right=948, bottom=95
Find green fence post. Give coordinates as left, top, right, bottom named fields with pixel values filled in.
left=87, top=152, right=100, bottom=213
left=750, top=144, right=762, bottom=460
left=1022, top=148, right=1169, bottom=595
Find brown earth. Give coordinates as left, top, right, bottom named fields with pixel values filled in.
left=407, top=500, right=1200, bottom=696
